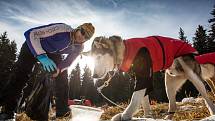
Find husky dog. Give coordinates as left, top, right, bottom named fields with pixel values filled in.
left=166, top=53, right=215, bottom=118
left=167, top=54, right=215, bottom=95
left=83, top=35, right=215, bottom=120
left=165, top=58, right=215, bottom=119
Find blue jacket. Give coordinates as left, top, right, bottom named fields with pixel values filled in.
left=24, top=23, right=83, bottom=71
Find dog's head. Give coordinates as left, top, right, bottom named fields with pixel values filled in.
left=82, top=35, right=123, bottom=79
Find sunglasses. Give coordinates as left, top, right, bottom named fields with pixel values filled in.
left=79, top=28, right=90, bottom=40
left=80, top=28, right=85, bottom=36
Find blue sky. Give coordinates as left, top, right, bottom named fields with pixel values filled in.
left=0, top=0, right=214, bottom=50
left=0, top=0, right=214, bottom=70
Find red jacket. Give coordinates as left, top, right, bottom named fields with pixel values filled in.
left=195, top=52, right=215, bottom=65
left=120, top=36, right=197, bottom=72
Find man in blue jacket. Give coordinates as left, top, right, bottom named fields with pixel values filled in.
left=0, top=23, right=95, bottom=120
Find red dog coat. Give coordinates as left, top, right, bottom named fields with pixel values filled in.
left=195, top=52, right=215, bottom=65
left=120, top=36, right=197, bottom=72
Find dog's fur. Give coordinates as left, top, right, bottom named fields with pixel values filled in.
left=83, top=36, right=215, bottom=120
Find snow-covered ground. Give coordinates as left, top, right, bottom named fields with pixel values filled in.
left=69, top=97, right=215, bottom=121
left=98, top=116, right=215, bottom=121
left=98, top=115, right=215, bottom=121
left=131, top=115, right=215, bottom=121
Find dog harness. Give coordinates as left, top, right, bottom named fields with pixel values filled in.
left=120, top=36, right=197, bottom=72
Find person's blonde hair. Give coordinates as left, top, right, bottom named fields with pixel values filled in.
left=77, top=23, right=95, bottom=40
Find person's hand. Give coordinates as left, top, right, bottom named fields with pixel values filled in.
left=37, top=54, right=57, bottom=72
left=52, top=68, right=60, bottom=78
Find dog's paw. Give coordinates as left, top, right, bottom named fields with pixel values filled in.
left=111, top=113, right=122, bottom=121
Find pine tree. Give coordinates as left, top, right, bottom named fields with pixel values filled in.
left=107, top=72, right=123, bottom=103
left=100, top=72, right=133, bottom=104
left=0, top=32, right=17, bottom=91
left=117, top=72, right=134, bottom=102
left=193, top=25, right=208, bottom=54
left=81, top=65, right=99, bottom=104
left=208, top=5, right=215, bottom=52
left=178, top=27, right=189, bottom=43
left=68, top=63, right=81, bottom=99
left=81, top=65, right=92, bottom=96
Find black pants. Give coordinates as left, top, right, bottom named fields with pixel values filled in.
left=0, top=42, right=69, bottom=116
left=132, top=48, right=153, bottom=95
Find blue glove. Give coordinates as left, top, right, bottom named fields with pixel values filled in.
left=37, top=54, right=57, bottom=72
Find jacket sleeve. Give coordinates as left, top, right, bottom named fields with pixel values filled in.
left=58, top=44, right=84, bottom=72
left=24, top=23, right=73, bottom=57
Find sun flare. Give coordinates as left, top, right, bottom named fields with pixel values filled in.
left=79, top=56, right=95, bottom=73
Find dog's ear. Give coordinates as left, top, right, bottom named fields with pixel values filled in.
left=109, top=35, right=123, bottom=44
left=81, top=51, right=91, bottom=56
left=109, top=35, right=124, bottom=65
left=93, top=36, right=109, bottom=49
left=108, top=35, right=123, bottom=50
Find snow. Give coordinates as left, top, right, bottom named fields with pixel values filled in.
left=182, top=97, right=196, bottom=103
left=131, top=117, right=172, bottom=121
left=69, top=114, right=215, bottom=121
left=181, top=97, right=205, bottom=104
left=200, top=115, right=215, bottom=121
left=123, top=116, right=215, bottom=121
